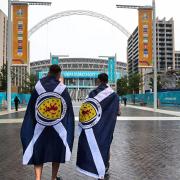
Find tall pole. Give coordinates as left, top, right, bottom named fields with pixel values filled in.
left=153, top=0, right=157, bottom=111
left=115, top=53, right=117, bottom=92
left=7, top=0, right=12, bottom=112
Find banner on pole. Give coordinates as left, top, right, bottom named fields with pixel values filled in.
left=108, top=57, right=115, bottom=83
left=138, top=8, right=153, bottom=67
left=51, top=56, right=59, bottom=65
left=12, top=4, right=28, bottom=64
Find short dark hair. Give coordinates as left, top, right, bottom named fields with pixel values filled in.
left=98, top=73, right=108, bottom=83
left=49, top=65, right=61, bottom=76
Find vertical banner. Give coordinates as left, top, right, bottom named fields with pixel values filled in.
left=51, top=56, right=59, bottom=65
left=108, top=57, right=115, bottom=83
left=138, top=8, right=153, bottom=67
left=12, top=4, right=28, bottom=64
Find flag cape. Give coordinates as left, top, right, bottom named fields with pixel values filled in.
left=76, top=84, right=119, bottom=179
left=20, top=76, right=74, bottom=165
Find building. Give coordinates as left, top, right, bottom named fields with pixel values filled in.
left=175, top=51, right=180, bottom=70
left=127, top=27, right=139, bottom=75
left=127, top=17, right=175, bottom=76
left=156, top=18, right=175, bottom=71
left=0, top=9, right=7, bottom=67
left=30, top=58, right=127, bottom=100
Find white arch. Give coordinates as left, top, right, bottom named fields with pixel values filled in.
left=28, top=10, right=131, bottom=38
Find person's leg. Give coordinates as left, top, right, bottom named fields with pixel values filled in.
left=34, top=164, right=43, bottom=180
left=15, top=104, right=17, bottom=111
left=106, top=151, right=110, bottom=174
left=52, top=162, right=60, bottom=180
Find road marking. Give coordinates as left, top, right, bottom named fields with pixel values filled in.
left=0, top=108, right=26, bottom=116
left=127, top=105, right=180, bottom=117
left=0, top=117, right=180, bottom=124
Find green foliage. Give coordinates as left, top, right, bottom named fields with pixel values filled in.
left=0, top=65, right=37, bottom=93
left=117, top=77, right=128, bottom=96
left=128, top=73, right=142, bottom=94
left=0, top=64, right=7, bottom=91
left=116, top=73, right=142, bottom=95
left=149, top=76, right=163, bottom=91
left=176, top=80, right=180, bottom=88
left=20, top=73, right=37, bottom=93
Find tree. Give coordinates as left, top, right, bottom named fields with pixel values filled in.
left=176, top=80, right=180, bottom=88
left=0, top=64, right=7, bottom=91
left=149, top=75, right=163, bottom=91
left=117, top=77, right=128, bottom=96
left=128, top=73, right=142, bottom=94
left=20, top=73, right=37, bottom=93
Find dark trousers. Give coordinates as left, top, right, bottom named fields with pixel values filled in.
left=15, top=103, right=18, bottom=111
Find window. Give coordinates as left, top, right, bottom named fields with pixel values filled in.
left=144, top=49, right=148, bottom=58
left=143, top=37, right=148, bottom=43
left=143, top=28, right=148, bottom=33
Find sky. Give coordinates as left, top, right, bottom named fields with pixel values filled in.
left=0, top=0, right=180, bottom=62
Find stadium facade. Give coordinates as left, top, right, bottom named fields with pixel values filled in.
left=30, top=58, right=127, bottom=100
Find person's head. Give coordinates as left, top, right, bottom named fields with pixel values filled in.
left=48, top=64, right=61, bottom=80
left=97, top=73, right=108, bottom=85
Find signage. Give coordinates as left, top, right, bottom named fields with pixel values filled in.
left=138, top=8, right=153, bottom=67
left=51, top=56, right=59, bottom=65
left=38, top=71, right=121, bottom=80
left=12, top=4, right=28, bottom=64
left=108, top=57, right=115, bottom=83
left=39, top=71, right=102, bottom=79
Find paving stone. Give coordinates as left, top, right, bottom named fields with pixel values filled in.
left=1, top=121, right=180, bottom=179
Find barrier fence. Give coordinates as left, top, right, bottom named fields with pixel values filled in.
left=1, top=90, right=180, bottom=111
left=123, top=91, right=180, bottom=107
left=0, top=92, right=31, bottom=110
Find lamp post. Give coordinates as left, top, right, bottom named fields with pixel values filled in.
left=152, top=0, right=157, bottom=111
left=7, top=0, right=12, bottom=112
left=116, top=0, right=157, bottom=111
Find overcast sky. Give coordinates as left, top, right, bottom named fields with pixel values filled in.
left=0, top=0, right=180, bottom=62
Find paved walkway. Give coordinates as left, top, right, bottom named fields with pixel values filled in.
left=1, top=121, right=180, bottom=180
left=127, top=104, right=180, bottom=117
left=0, top=102, right=180, bottom=179
left=0, top=103, right=178, bottom=119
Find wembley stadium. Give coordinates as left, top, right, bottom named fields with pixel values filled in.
left=30, top=58, right=127, bottom=101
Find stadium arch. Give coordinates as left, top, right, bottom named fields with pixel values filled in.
left=28, top=10, right=130, bottom=38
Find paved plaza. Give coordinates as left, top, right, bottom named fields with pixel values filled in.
left=0, top=105, right=180, bottom=180
left=0, top=103, right=176, bottom=120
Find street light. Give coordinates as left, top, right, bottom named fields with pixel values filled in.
left=7, top=0, right=12, bottom=112
left=116, top=0, right=157, bottom=111
left=7, top=0, right=51, bottom=112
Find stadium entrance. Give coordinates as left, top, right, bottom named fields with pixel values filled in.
left=31, top=58, right=126, bottom=101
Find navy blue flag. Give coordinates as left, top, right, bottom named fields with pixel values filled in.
left=76, top=84, right=119, bottom=179
left=20, top=76, right=74, bottom=165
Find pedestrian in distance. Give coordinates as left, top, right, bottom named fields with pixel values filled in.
left=76, top=73, right=120, bottom=180
left=122, top=96, right=127, bottom=106
left=20, top=65, right=75, bottom=180
left=14, top=96, right=20, bottom=111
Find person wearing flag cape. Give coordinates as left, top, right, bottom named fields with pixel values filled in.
left=76, top=73, right=119, bottom=179
left=20, top=65, right=75, bottom=180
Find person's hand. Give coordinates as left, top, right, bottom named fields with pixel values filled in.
left=117, top=112, right=121, bottom=116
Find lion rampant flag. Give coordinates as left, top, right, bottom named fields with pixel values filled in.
left=20, top=76, right=74, bottom=165
left=76, top=84, right=119, bottom=179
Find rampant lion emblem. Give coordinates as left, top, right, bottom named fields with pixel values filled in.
left=79, top=102, right=97, bottom=123
left=38, top=97, right=61, bottom=121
